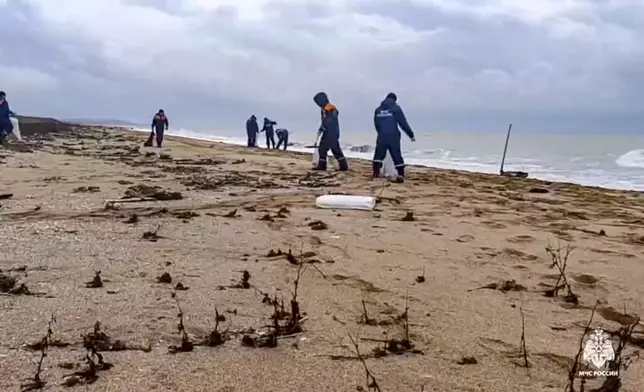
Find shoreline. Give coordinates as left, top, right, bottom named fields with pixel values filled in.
left=1, top=124, right=643, bottom=391
left=115, top=126, right=644, bottom=196
left=122, top=125, right=644, bottom=194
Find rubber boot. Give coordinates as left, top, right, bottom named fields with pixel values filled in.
left=338, top=159, right=349, bottom=172
left=372, top=162, right=381, bottom=179
left=393, top=166, right=405, bottom=183
left=312, top=161, right=327, bottom=171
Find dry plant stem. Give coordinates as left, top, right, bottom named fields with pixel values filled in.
left=289, top=262, right=306, bottom=332
left=546, top=240, right=574, bottom=296
left=519, top=305, right=529, bottom=369
left=35, top=316, right=55, bottom=381
left=296, top=242, right=326, bottom=278
left=105, top=197, right=156, bottom=204
left=309, top=263, right=327, bottom=279
left=23, top=313, right=56, bottom=390
left=169, top=290, right=193, bottom=352
left=403, top=291, right=410, bottom=343
left=566, top=300, right=599, bottom=392
left=375, top=180, right=389, bottom=200
left=272, top=301, right=280, bottom=334
left=597, top=315, right=642, bottom=391
left=360, top=290, right=373, bottom=324
left=175, top=293, right=188, bottom=342
left=348, top=332, right=382, bottom=392
left=214, top=308, right=221, bottom=332
left=616, top=317, right=641, bottom=369
left=203, top=307, right=226, bottom=347
left=292, top=262, right=305, bottom=300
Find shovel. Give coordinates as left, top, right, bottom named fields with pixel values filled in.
left=304, top=132, right=320, bottom=149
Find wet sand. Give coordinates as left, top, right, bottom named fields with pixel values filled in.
left=1, top=123, right=643, bottom=391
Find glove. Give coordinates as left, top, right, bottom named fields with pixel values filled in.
left=410, top=136, right=415, bottom=142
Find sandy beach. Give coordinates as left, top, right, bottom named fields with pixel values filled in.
left=1, top=121, right=643, bottom=392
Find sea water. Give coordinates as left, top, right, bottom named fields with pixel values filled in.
left=127, top=127, right=644, bottom=192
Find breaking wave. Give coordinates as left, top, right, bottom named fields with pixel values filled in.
left=616, top=149, right=644, bottom=168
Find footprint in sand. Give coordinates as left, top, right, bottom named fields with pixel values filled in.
left=597, top=306, right=640, bottom=326
left=589, top=247, right=636, bottom=259
left=501, top=248, right=538, bottom=261
left=625, top=233, right=644, bottom=246
left=478, top=337, right=574, bottom=369
left=481, top=220, right=507, bottom=229
left=330, top=274, right=385, bottom=293
left=572, top=274, right=599, bottom=285
left=477, top=337, right=518, bottom=356
left=506, top=235, right=536, bottom=243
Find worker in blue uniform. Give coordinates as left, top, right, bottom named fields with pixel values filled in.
left=372, top=93, right=415, bottom=182
left=312, top=92, right=348, bottom=171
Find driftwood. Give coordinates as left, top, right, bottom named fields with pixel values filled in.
left=104, top=197, right=158, bottom=208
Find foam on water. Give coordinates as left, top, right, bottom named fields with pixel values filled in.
left=129, top=127, right=644, bottom=192
left=615, top=149, right=644, bottom=168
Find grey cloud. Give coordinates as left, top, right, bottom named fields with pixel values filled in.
left=0, top=0, right=643, bottom=132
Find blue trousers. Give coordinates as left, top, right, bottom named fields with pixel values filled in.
left=316, top=135, right=347, bottom=170
left=276, top=133, right=289, bottom=150
left=0, top=122, right=13, bottom=141
left=265, top=131, right=275, bottom=148
left=247, top=132, right=257, bottom=147
left=372, top=134, right=404, bottom=176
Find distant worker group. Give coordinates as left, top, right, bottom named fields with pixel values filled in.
left=243, top=91, right=415, bottom=182
left=2, top=87, right=413, bottom=182
left=245, top=116, right=290, bottom=150
left=1, top=87, right=413, bottom=183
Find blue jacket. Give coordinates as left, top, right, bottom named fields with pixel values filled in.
left=313, top=92, right=340, bottom=140
left=262, top=118, right=276, bottom=134
left=0, top=100, right=13, bottom=126
left=373, top=97, right=414, bottom=139
left=276, top=128, right=288, bottom=139
left=151, top=112, right=168, bottom=131
left=246, top=116, right=259, bottom=135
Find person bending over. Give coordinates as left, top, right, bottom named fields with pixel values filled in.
left=275, top=128, right=289, bottom=150
left=312, top=92, right=348, bottom=171
left=372, top=93, right=415, bottom=183
left=145, top=109, right=169, bottom=147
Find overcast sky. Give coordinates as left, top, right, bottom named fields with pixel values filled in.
left=1, top=0, right=643, bottom=133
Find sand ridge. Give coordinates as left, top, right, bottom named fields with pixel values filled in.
left=1, top=125, right=643, bottom=391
